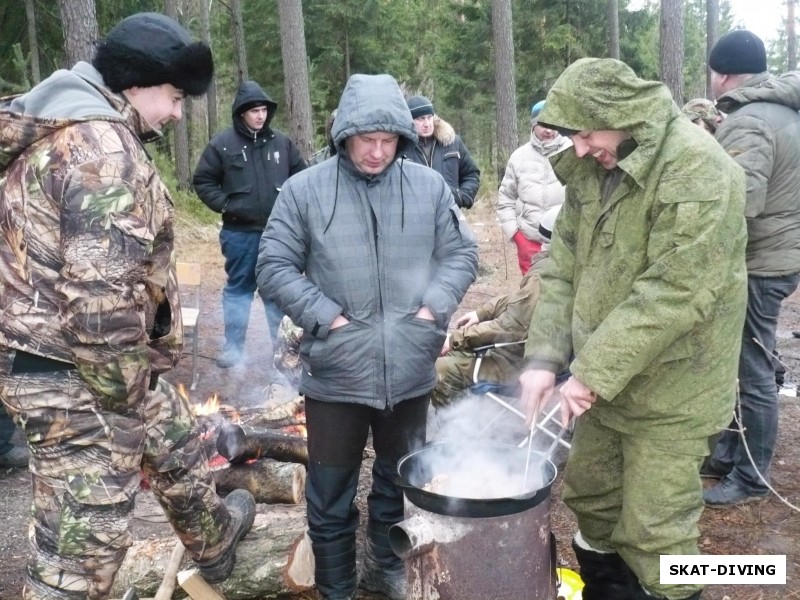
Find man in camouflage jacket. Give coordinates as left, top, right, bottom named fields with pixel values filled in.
left=0, top=13, right=253, bottom=600
left=519, top=58, right=747, bottom=600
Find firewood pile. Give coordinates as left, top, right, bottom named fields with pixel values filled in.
left=112, top=395, right=316, bottom=600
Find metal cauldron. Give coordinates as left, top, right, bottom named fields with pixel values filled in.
left=390, top=441, right=558, bottom=600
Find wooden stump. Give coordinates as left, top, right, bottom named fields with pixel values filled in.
left=213, top=459, right=306, bottom=504
left=112, top=506, right=315, bottom=600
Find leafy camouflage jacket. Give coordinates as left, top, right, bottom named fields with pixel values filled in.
left=526, top=58, right=748, bottom=439
left=0, top=62, right=182, bottom=412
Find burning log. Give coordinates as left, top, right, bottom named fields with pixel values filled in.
left=213, top=459, right=306, bottom=504
left=253, top=395, right=305, bottom=423
left=112, top=506, right=315, bottom=599
left=217, top=423, right=308, bottom=466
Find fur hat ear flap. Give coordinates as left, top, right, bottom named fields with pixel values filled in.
left=93, top=12, right=213, bottom=97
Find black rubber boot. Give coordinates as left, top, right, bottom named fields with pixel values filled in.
left=197, top=489, right=256, bottom=583
left=313, top=538, right=357, bottom=600
left=630, top=584, right=703, bottom=600
left=359, top=522, right=406, bottom=600
left=572, top=538, right=638, bottom=600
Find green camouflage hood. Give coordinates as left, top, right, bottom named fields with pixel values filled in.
left=539, top=58, right=681, bottom=184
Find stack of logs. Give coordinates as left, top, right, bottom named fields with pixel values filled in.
left=112, top=397, right=316, bottom=600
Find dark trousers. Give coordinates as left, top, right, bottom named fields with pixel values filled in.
left=0, top=404, right=14, bottom=454
left=711, top=272, right=800, bottom=493
left=220, top=229, right=283, bottom=347
left=304, top=396, right=429, bottom=545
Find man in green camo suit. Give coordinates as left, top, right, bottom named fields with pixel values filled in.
left=519, top=58, right=748, bottom=600
left=0, top=13, right=254, bottom=600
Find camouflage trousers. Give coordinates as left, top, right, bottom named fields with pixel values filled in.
left=432, top=348, right=521, bottom=408
left=0, top=353, right=234, bottom=600
left=563, top=411, right=708, bottom=599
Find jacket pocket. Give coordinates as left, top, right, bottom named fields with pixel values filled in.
left=398, top=316, right=446, bottom=373
left=305, top=322, right=373, bottom=385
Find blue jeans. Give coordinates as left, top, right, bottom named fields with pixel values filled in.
left=711, top=272, right=800, bottom=493
left=219, top=229, right=284, bottom=348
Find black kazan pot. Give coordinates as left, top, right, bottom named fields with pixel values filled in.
left=390, top=442, right=558, bottom=600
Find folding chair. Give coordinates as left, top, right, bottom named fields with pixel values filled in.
left=176, top=261, right=202, bottom=390
left=468, top=341, right=571, bottom=450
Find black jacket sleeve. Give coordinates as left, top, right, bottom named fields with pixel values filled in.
left=455, top=137, right=481, bottom=208
left=192, top=140, right=228, bottom=213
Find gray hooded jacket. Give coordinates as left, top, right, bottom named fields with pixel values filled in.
left=715, top=72, right=800, bottom=275
left=256, top=74, right=478, bottom=407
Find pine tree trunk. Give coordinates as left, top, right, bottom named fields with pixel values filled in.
left=199, top=0, right=218, bottom=136
left=231, top=0, right=249, bottom=83
left=24, top=0, right=41, bottom=83
left=492, top=0, right=518, bottom=181
left=164, top=0, right=192, bottom=189
left=608, top=0, right=620, bottom=60
left=57, top=0, right=97, bottom=66
left=660, top=0, right=684, bottom=103
left=277, top=0, right=315, bottom=161
left=706, top=0, right=718, bottom=97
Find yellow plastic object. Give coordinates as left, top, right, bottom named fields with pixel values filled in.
left=556, top=567, right=584, bottom=600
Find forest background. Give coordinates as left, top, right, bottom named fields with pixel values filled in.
left=0, top=0, right=798, bottom=211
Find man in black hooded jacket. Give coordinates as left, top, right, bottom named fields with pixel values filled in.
left=193, top=81, right=306, bottom=368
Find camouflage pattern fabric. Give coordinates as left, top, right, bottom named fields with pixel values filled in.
left=563, top=412, right=707, bottom=599
left=0, top=72, right=232, bottom=600
left=527, top=58, right=748, bottom=599
left=530, top=58, right=748, bottom=440
left=0, top=358, right=233, bottom=600
left=0, top=85, right=183, bottom=412
left=273, top=315, right=303, bottom=387
left=681, top=98, right=721, bottom=132
left=432, top=348, right=519, bottom=408
left=432, top=253, right=548, bottom=407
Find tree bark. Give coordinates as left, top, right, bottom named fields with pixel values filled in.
left=199, top=0, right=218, bottom=136
left=111, top=507, right=315, bottom=599
left=492, top=0, right=518, bottom=181
left=57, top=0, right=98, bottom=66
left=217, top=423, right=308, bottom=466
left=706, top=0, right=718, bottom=98
left=607, top=0, right=620, bottom=60
left=214, top=459, right=306, bottom=504
left=164, top=0, right=192, bottom=189
left=278, top=0, right=315, bottom=161
left=23, top=0, right=41, bottom=84
left=660, top=0, right=684, bottom=103
left=230, top=0, right=249, bottom=83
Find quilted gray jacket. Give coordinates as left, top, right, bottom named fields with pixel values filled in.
left=715, top=72, right=800, bottom=275
left=256, top=74, right=478, bottom=408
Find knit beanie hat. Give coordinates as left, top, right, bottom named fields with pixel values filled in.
left=407, top=95, right=434, bottom=119
left=93, top=12, right=213, bottom=96
left=708, top=29, right=767, bottom=75
left=531, top=100, right=546, bottom=125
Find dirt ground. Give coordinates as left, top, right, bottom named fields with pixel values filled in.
left=0, top=198, right=798, bottom=599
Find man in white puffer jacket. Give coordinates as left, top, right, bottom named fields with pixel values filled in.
left=497, top=100, right=571, bottom=274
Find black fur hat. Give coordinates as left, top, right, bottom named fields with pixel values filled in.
left=93, top=12, right=213, bottom=97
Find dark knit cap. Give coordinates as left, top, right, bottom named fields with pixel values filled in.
left=407, top=95, right=434, bottom=119
left=709, top=29, right=767, bottom=75
left=93, top=12, right=213, bottom=96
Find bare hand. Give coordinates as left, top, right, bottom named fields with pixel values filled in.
left=415, top=306, right=436, bottom=321
left=440, top=335, right=451, bottom=356
left=330, top=314, right=350, bottom=330
left=518, top=369, right=556, bottom=427
left=559, top=376, right=597, bottom=425
left=456, top=311, right=479, bottom=328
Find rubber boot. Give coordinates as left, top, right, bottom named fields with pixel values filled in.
left=359, top=522, right=406, bottom=600
left=572, top=538, right=638, bottom=600
left=630, top=583, right=703, bottom=600
left=197, top=489, right=256, bottom=583
left=313, top=538, right=357, bottom=600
